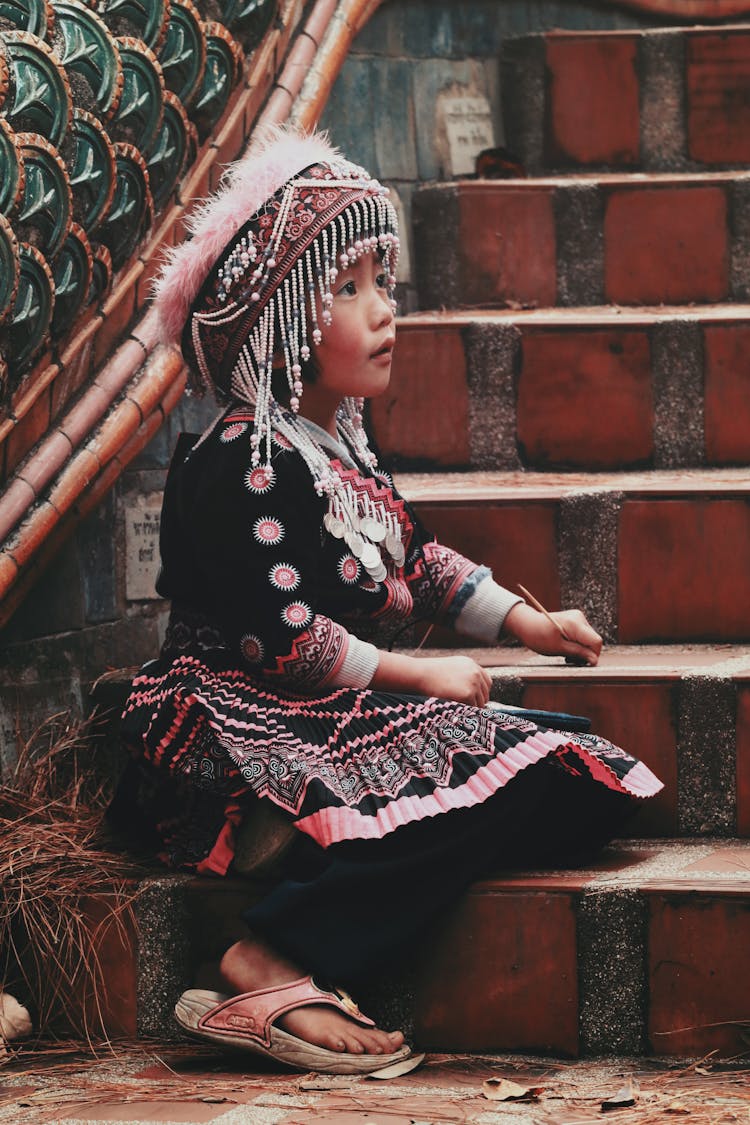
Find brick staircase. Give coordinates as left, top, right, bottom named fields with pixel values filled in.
left=95, top=26, right=750, bottom=1060
left=369, top=25, right=750, bottom=1057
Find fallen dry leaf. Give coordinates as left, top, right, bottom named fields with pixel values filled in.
left=482, top=1077, right=544, bottom=1102
left=664, top=1101, right=690, bottom=1115
left=601, top=1076, right=640, bottom=1111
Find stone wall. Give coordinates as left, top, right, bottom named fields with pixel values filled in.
left=0, top=0, right=652, bottom=768
left=319, top=0, right=646, bottom=310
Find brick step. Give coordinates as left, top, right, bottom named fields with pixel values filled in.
left=413, top=174, right=750, bottom=310
left=395, top=466, right=750, bottom=645
left=105, top=839, right=750, bottom=1058
left=441, top=643, right=750, bottom=840
left=501, top=26, right=750, bottom=174
left=374, top=307, right=750, bottom=471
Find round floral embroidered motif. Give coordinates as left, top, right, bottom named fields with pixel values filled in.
left=269, top=562, right=301, bottom=591
left=282, top=601, right=312, bottom=628
left=240, top=633, right=264, bottom=664
left=273, top=431, right=293, bottom=450
left=253, top=516, right=285, bottom=545
left=220, top=421, right=248, bottom=443
left=338, top=554, right=360, bottom=585
left=245, top=465, right=276, bottom=494
left=359, top=577, right=381, bottom=592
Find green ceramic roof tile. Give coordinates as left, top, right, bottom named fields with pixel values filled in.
left=97, top=0, right=170, bottom=52
left=96, top=139, right=152, bottom=268
left=9, top=240, right=55, bottom=370
left=146, top=87, right=188, bottom=208
left=0, top=117, right=26, bottom=216
left=191, top=17, right=239, bottom=138
left=111, top=35, right=164, bottom=155
left=51, top=219, right=92, bottom=335
left=216, top=0, right=272, bottom=45
left=53, top=0, right=124, bottom=120
left=0, top=0, right=55, bottom=39
left=69, top=107, right=116, bottom=232
left=157, top=0, right=204, bottom=107
left=15, top=130, right=73, bottom=258
left=0, top=212, right=20, bottom=327
left=1, top=29, right=73, bottom=147
left=0, top=0, right=269, bottom=385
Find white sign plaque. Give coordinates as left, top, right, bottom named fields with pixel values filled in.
left=439, top=93, right=495, bottom=177
left=125, top=500, right=162, bottom=601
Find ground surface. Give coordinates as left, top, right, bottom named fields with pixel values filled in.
left=0, top=1045, right=748, bottom=1125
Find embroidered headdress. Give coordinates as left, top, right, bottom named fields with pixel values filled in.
left=153, top=126, right=399, bottom=486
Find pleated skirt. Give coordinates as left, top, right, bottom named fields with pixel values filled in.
left=118, top=651, right=664, bottom=875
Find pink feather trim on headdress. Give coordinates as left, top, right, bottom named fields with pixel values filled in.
left=152, top=125, right=342, bottom=343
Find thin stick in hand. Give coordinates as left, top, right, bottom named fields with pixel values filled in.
left=517, top=584, right=594, bottom=666
left=517, top=584, right=574, bottom=642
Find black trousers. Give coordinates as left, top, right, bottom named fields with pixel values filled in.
left=243, top=757, right=634, bottom=987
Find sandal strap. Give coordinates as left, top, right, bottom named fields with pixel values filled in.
left=199, top=975, right=375, bottom=1048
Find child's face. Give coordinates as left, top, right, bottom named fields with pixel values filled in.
left=311, top=253, right=395, bottom=402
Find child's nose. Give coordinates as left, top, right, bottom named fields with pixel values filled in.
left=370, top=285, right=394, bottom=326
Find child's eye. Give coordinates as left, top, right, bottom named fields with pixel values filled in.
left=337, top=280, right=357, bottom=296
left=376, top=272, right=388, bottom=288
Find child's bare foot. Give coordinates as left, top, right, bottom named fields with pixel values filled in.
left=219, top=938, right=405, bottom=1056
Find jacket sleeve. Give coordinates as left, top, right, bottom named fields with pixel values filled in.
left=189, top=438, right=379, bottom=691
left=403, top=504, right=523, bottom=643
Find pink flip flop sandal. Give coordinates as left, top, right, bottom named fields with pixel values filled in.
left=174, top=974, right=417, bottom=1075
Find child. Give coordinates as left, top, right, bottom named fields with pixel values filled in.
left=120, top=127, right=663, bottom=1074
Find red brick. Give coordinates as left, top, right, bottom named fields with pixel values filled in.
left=4, top=390, right=51, bottom=476
left=517, top=329, right=653, bottom=468
left=74, top=895, right=138, bottom=1037
left=737, top=685, right=750, bottom=836
left=687, top=31, right=750, bottom=164
left=181, top=146, right=215, bottom=208
left=521, top=682, right=678, bottom=835
left=92, top=261, right=144, bottom=369
left=545, top=35, right=640, bottom=167
left=458, top=186, right=557, bottom=307
left=648, top=892, right=750, bottom=1056
left=618, top=499, right=750, bottom=642
left=212, top=85, right=249, bottom=167
left=369, top=326, right=470, bottom=466
left=414, top=887, right=578, bottom=1052
left=704, top=324, right=750, bottom=464
left=604, top=186, right=728, bottom=305
left=413, top=501, right=560, bottom=610
left=51, top=316, right=99, bottom=422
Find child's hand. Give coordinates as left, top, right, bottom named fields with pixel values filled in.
left=417, top=655, right=493, bottom=706
left=503, top=602, right=602, bottom=666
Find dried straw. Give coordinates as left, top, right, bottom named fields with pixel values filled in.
left=0, top=711, right=143, bottom=1052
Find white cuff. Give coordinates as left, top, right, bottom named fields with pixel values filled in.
left=330, top=633, right=380, bottom=688
left=454, top=575, right=523, bottom=643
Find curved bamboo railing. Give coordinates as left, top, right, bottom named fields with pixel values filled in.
left=0, top=0, right=385, bottom=630
left=606, top=0, right=750, bottom=16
